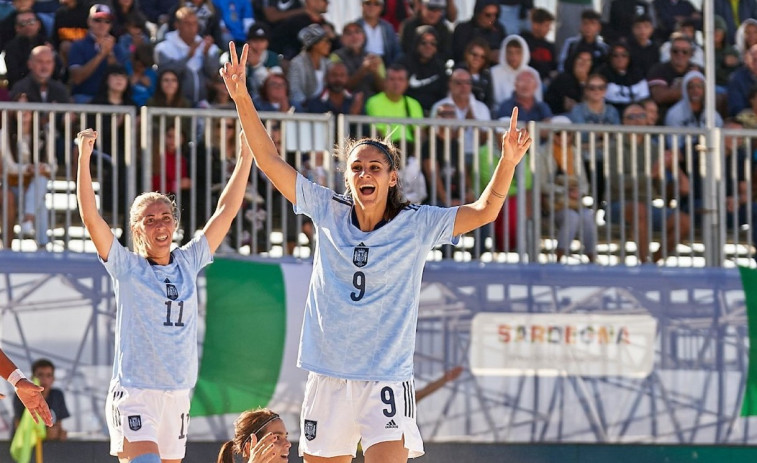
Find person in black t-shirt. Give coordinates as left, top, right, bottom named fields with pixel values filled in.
left=14, top=359, right=70, bottom=441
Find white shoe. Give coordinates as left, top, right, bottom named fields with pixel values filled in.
left=19, top=220, right=34, bottom=237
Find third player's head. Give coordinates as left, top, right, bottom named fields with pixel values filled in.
left=129, top=192, right=179, bottom=258
left=217, top=408, right=290, bottom=462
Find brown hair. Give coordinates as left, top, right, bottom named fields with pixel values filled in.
left=217, top=408, right=280, bottom=463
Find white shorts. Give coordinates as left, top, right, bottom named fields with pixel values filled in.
left=299, top=373, right=424, bottom=459
left=105, top=380, right=191, bottom=460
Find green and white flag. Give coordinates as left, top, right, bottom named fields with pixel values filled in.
left=191, top=258, right=310, bottom=417
left=740, top=266, right=757, bottom=416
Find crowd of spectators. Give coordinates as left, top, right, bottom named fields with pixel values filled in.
left=0, top=0, right=756, bottom=262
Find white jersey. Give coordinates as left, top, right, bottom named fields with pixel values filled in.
left=101, top=234, right=213, bottom=390
left=294, top=173, right=459, bottom=382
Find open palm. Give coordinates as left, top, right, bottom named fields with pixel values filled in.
left=220, top=42, right=250, bottom=101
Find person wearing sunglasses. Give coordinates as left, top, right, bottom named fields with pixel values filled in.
left=646, top=33, right=701, bottom=121
left=4, top=10, right=50, bottom=89
left=451, top=0, right=504, bottom=64
left=217, top=409, right=291, bottom=463
left=595, top=41, right=649, bottom=115
left=398, top=0, right=452, bottom=61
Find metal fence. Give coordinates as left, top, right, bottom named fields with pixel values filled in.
left=0, top=102, right=754, bottom=268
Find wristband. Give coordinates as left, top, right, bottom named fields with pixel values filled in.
left=7, top=369, right=26, bottom=388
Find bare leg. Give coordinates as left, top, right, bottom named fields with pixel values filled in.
left=303, top=454, right=352, bottom=463
left=117, top=439, right=162, bottom=463
left=364, top=438, right=408, bottom=463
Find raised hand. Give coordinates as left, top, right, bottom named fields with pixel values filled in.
left=500, top=107, right=532, bottom=167
left=77, top=129, right=97, bottom=158
left=220, top=42, right=250, bottom=101
left=15, top=379, right=53, bottom=426
left=247, top=432, right=281, bottom=463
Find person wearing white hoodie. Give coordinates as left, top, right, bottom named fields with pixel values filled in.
left=490, top=34, right=543, bottom=110
left=154, top=6, right=220, bottom=106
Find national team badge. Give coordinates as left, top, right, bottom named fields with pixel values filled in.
left=128, top=415, right=142, bottom=431
left=304, top=419, right=317, bottom=441
left=165, top=278, right=178, bottom=300
left=353, top=242, right=369, bottom=268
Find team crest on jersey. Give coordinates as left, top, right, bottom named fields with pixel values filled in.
left=165, top=278, right=178, bottom=300
left=353, top=242, right=369, bottom=267
left=304, top=419, right=317, bottom=440
left=128, top=415, right=142, bottom=431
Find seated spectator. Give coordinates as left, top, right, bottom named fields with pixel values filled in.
left=260, top=0, right=305, bottom=27
left=647, top=33, right=701, bottom=121
left=217, top=408, right=291, bottom=463
left=147, top=68, right=192, bottom=109
left=652, top=0, right=701, bottom=43
left=117, top=12, right=150, bottom=57
left=495, top=68, right=551, bottom=121
left=713, top=15, right=740, bottom=93
left=32, top=0, right=57, bottom=36
left=715, top=0, right=757, bottom=45
left=154, top=6, right=221, bottom=107
left=538, top=115, right=596, bottom=262
left=364, top=62, right=424, bottom=145
left=596, top=40, right=650, bottom=114
left=207, top=73, right=235, bottom=109
left=304, top=61, right=364, bottom=115
left=5, top=11, right=54, bottom=89
left=0, top=0, right=42, bottom=52
left=357, top=0, right=402, bottom=66
left=603, top=0, right=655, bottom=43
left=10, top=45, right=71, bottom=104
left=397, top=25, right=447, bottom=114
left=642, top=97, right=660, bottom=125
left=68, top=4, right=129, bottom=104
left=497, top=0, right=532, bottom=37
left=456, top=37, right=494, bottom=110
left=270, top=0, right=334, bottom=61
left=215, top=0, right=254, bottom=45
left=13, top=359, right=69, bottom=440
left=568, top=73, right=620, bottom=125
left=451, top=0, right=504, bottom=64
left=330, top=21, right=385, bottom=101
left=522, top=7, right=557, bottom=86
left=244, top=23, right=282, bottom=99
left=659, top=19, right=704, bottom=67
left=729, top=44, right=757, bottom=117
left=287, top=23, right=331, bottom=105
left=165, top=0, right=223, bottom=48
left=253, top=71, right=304, bottom=113
left=430, top=68, right=491, bottom=165
left=491, top=35, right=543, bottom=109
left=557, top=9, right=608, bottom=73
left=607, top=103, right=691, bottom=263
left=545, top=50, right=592, bottom=115
left=129, top=43, right=157, bottom=106
left=736, top=18, right=757, bottom=58
left=110, top=0, right=146, bottom=39
left=379, top=0, right=413, bottom=32
left=140, top=0, right=174, bottom=31
left=665, top=71, right=722, bottom=147
left=399, top=0, right=452, bottom=61
left=51, top=0, right=89, bottom=64
left=735, top=87, right=757, bottom=129
left=627, top=14, right=660, bottom=77
left=2, top=93, right=55, bottom=248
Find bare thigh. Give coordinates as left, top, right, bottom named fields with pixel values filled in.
left=364, top=437, right=408, bottom=463
left=303, top=454, right=353, bottom=463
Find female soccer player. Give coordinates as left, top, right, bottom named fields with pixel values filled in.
left=221, top=43, right=531, bottom=463
left=76, top=128, right=253, bottom=463
left=217, top=408, right=291, bottom=463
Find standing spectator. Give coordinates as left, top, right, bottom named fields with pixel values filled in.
left=214, top=0, right=254, bottom=45
left=154, top=6, right=221, bottom=107
left=270, top=0, right=333, bottom=61
left=554, top=0, right=593, bottom=53
left=728, top=44, right=757, bottom=117
left=451, top=0, right=504, bottom=64
left=399, top=0, right=451, bottom=61
left=13, top=359, right=69, bottom=441
left=166, top=0, right=223, bottom=48
left=557, top=9, right=608, bottom=73
left=287, top=23, right=331, bottom=105
left=494, top=68, right=550, bottom=121
left=652, top=0, right=701, bottom=43
left=397, top=25, right=447, bottom=114
left=736, top=18, right=757, bottom=58
left=331, top=21, right=385, bottom=100
left=545, top=50, right=592, bottom=115
left=522, top=7, right=557, bottom=85
left=10, top=45, right=71, bottom=103
left=715, top=0, right=757, bottom=45
left=51, top=0, right=89, bottom=63
left=430, top=68, right=491, bottom=164
left=491, top=34, right=543, bottom=109
left=68, top=4, right=129, bottom=104
left=253, top=71, right=303, bottom=112
left=364, top=62, right=424, bottom=144
left=603, top=0, right=655, bottom=43
left=357, top=0, right=402, bottom=66
left=628, top=14, right=660, bottom=75
left=457, top=37, right=494, bottom=110
left=4, top=10, right=50, bottom=89
left=243, top=22, right=281, bottom=99
left=646, top=33, right=700, bottom=121
left=497, top=0, right=532, bottom=37
left=596, top=41, right=650, bottom=114
left=305, top=61, right=364, bottom=115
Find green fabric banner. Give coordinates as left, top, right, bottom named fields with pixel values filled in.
left=191, top=258, right=287, bottom=416
left=740, top=266, right=757, bottom=416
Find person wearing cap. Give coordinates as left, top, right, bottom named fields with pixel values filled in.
left=451, top=0, right=505, bottom=64
left=244, top=22, right=281, bottom=99
left=603, top=0, right=655, bottom=43
left=154, top=6, right=221, bottom=106
left=398, top=0, right=452, bottom=61
left=287, top=23, right=331, bottom=105
left=68, top=4, right=128, bottom=104
left=557, top=9, right=609, bottom=73
left=356, top=0, right=402, bottom=66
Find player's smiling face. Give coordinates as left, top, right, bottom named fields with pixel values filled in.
left=346, top=145, right=397, bottom=209
left=264, top=419, right=291, bottom=460
left=137, top=201, right=176, bottom=258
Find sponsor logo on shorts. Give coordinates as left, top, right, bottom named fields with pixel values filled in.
left=385, top=419, right=398, bottom=429
left=353, top=243, right=369, bottom=267
left=304, top=419, right=317, bottom=440
left=128, top=415, right=142, bottom=431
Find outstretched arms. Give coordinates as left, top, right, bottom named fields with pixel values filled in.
left=221, top=43, right=298, bottom=204
left=453, top=107, right=532, bottom=236
left=76, top=129, right=114, bottom=260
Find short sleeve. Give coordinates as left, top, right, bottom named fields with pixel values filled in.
left=177, top=233, right=213, bottom=272
left=293, top=172, right=335, bottom=223
left=420, top=204, right=459, bottom=247
left=99, top=234, right=136, bottom=279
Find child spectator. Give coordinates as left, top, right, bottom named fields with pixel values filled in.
left=628, top=14, right=660, bottom=75
left=13, top=359, right=69, bottom=440
left=557, top=9, right=608, bottom=73
left=491, top=35, right=543, bottom=109
left=521, top=7, right=557, bottom=85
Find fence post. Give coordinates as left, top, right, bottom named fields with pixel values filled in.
left=703, top=127, right=723, bottom=266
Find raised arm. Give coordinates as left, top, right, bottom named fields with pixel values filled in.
left=202, top=132, right=253, bottom=253
left=76, top=129, right=114, bottom=260
left=221, top=43, right=297, bottom=204
left=453, top=107, right=532, bottom=236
